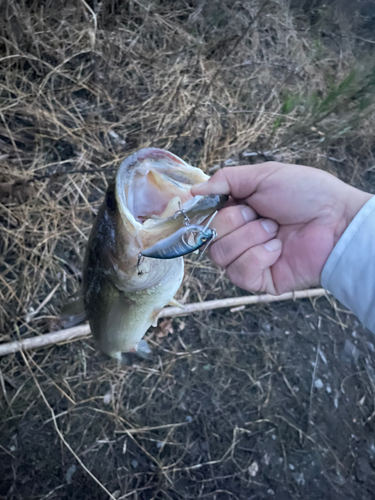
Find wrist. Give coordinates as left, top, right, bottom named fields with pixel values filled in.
left=334, top=188, right=373, bottom=246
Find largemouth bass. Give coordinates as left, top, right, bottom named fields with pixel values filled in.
left=81, top=148, right=227, bottom=361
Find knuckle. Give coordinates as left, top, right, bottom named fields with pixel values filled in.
left=226, top=263, right=253, bottom=292
left=225, top=264, right=245, bottom=288
left=244, top=223, right=257, bottom=241
left=262, top=161, right=279, bottom=171
left=211, top=168, right=226, bottom=184
left=245, top=247, right=262, bottom=269
left=226, top=254, right=262, bottom=292
left=222, top=207, right=240, bottom=229
left=221, top=167, right=233, bottom=181
left=222, top=167, right=242, bottom=194
left=209, top=240, right=227, bottom=267
left=264, top=161, right=276, bottom=168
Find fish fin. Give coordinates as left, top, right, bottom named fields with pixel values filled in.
left=135, top=339, right=153, bottom=360
left=167, top=298, right=185, bottom=309
left=150, top=308, right=162, bottom=327
left=119, top=340, right=153, bottom=364
left=59, top=297, right=87, bottom=329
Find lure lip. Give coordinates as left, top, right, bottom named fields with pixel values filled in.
left=148, top=193, right=228, bottom=230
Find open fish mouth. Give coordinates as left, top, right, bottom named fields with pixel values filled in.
left=115, top=148, right=228, bottom=246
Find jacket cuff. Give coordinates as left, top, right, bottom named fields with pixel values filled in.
left=321, top=195, right=375, bottom=332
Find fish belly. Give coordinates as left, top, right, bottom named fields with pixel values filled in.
left=95, top=259, right=184, bottom=360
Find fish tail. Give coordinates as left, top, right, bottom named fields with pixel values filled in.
left=135, top=339, right=153, bottom=360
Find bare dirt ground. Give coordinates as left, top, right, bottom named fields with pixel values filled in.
left=2, top=1, right=375, bottom=498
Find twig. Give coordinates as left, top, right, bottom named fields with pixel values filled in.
left=0, top=288, right=327, bottom=357
left=161, top=288, right=327, bottom=315
left=0, top=324, right=92, bottom=357
left=25, top=283, right=60, bottom=323
left=114, top=421, right=190, bottom=434
left=307, top=341, right=320, bottom=436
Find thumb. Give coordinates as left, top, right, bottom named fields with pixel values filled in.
left=191, top=163, right=278, bottom=200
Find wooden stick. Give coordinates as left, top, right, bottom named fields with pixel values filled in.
left=0, top=288, right=327, bottom=357
left=159, top=288, right=327, bottom=317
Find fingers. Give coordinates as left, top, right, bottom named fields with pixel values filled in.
left=210, top=218, right=279, bottom=268
left=191, top=163, right=281, bottom=200
left=225, top=239, right=282, bottom=293
left=212, top=204, right=258, bottom=239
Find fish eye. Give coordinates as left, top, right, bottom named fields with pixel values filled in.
left=201, top=237, right=207, bottom=242
left=105, top=191, right=116, bottom=211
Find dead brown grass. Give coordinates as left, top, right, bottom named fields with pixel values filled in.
left=1, top=0, right=375, bottom=337
left=2, top=1, right=375, bottom=499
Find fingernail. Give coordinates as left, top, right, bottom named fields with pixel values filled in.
left=240, top=206, right=255, bottom=222
left=192, top=179, right=230, bottom=195
left=264, top=239, right=282, bottom=252
left=261, top=219, right=278, bottom=233
left=192, top=180, right=209, bottom=192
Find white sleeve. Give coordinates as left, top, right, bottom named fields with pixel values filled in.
left=321, top=195, right=375, bottom=333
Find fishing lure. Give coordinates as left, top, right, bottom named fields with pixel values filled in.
left=141, top=212, right=217, bottom=260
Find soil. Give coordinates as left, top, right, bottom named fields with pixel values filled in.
left=2, top=290, right=375, bottom=499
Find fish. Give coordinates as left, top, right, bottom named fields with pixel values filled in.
left=79, top=148, right=227, bottom=362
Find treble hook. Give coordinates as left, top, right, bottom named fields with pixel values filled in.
left=173, top=202, right=190, bottom=226
left=198, top=211, right=218, bottom=261
left=202, top=211, right=218, bottom=232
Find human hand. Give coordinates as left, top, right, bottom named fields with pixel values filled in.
left=191, top=162, right=372, bottom=294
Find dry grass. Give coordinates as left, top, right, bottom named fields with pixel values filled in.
left=1, top=0, right=375, bottom=336
left=2, top=0, right=375, bottom=499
